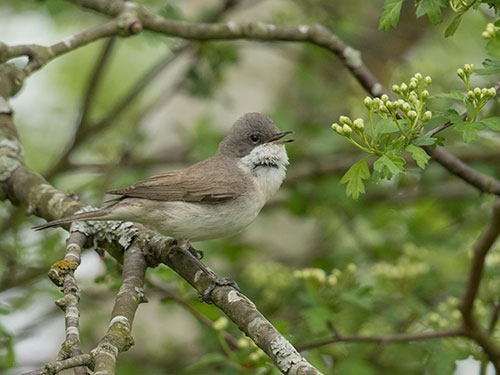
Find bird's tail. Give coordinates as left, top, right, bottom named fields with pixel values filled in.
left=33, top=208, right=113, bottom=231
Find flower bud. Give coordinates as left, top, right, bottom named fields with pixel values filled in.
left=363, top=96, right=373, bottom=108
left=339, top=115, right=352, bottom=125
left=482, top=31, right=492, bottom=39
left=424, top=76, right=432, bottom=84
left=400, top=83, right=408, bottom=91
left=457, top=68, right=465, bottom=78
left=397, top=99, right=405, bottom=107
left=331, top=123, right=343, bottom=134
left=327, top=274, right=338, bottom=287
left=379, top=104, right=388, bottom=113
left=402, top=103, right=411, bottom=112
left=238, top=338, right=250, bottom=348
left=464, top=64, right=474, bottom=74
left=423, top=111, right=432, bottom=121
left=467, top=90, right=475, bottom=100
left=422, top=90, right=429, bottom=99
left=414, top=73, right=423, bottom=80
left=482, top=88, right=488, bottom=97
left=346, top=263, right=357, bottom=273
left=342, top=124, right=352, bottom=136
left=489, top=87, right=497, bottom=97
left=353, top=118, right=364, bottom=130
left=407, top=110, right=417, bottom=119
left=392, top=84, right=400, bottom=93
left=409, top=81, right=417, bottom=90
left=474, top=87, right=481, bottom=96
left=487, top=23, right=496, bottom=34
left=381, top=94, right=389, bottom=102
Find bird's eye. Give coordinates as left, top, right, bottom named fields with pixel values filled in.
left=250, top=134, right=259, bottom=143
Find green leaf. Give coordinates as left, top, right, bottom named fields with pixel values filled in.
left=302, top=306, right=333, bottom=334
left=487, top=39, right=500, bottom=59
left=375, top=118, right=401, bottom=136
left=479, top=117, right=500, bottom=131
left=454, top=121, right=485, bottom=142
left=379, top=0, right=405, bottom=31
left=444, top=13, right=463, bottom=37
left=412, top=134, right=437, bottom=146
left=432, top=90, right=464, bottom=101
left=416, top=0, right=446, bottom=24
left=340, top=159, right=371, bottom=200
left=406, top=144, right=430, bottom=169
left=436, top=109, right=464, bottom=124
left=373, top=154, right=406, bottom=179
left=476, top=58, right=500, bottom=75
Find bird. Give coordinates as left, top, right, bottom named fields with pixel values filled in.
left=34, top=113, right=294, bottom=244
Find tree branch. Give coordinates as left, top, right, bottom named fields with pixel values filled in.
left=20, top=354, right=92, bottom=375
left=92, top=240, right=148, bottom=375
left=296, top=328, right=466, bottom=351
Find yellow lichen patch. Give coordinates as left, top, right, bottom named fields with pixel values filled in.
left=51, top=258, right=78, bottom=272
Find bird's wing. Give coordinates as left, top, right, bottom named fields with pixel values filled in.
left=106, top=158, right=248, bottom=203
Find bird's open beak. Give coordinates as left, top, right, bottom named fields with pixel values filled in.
left=267, top=131, right=294, bottom=144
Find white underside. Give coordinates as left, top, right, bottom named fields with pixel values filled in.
left=110, top=144, right=288, bottom=241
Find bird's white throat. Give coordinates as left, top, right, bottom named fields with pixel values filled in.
left=238, top=143, right=289, bottom=202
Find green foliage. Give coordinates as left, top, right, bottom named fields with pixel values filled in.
left=186, top=43, right=239, bottom=97
left=332, top=64, right=499, bottom=198
left=340, top=160, right=370, bottom=199
left=378, top=0, right=405, bottom=31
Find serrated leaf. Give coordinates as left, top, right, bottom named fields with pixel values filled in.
left=375, top=118, right=401, bottom=136
left=454, top=121, right=485, bottom=142
left=432, top=90, right=464, bottom=101
left=379, top=0, right=405, bottom=31
left=487, top=39, right=500, bottom=59
left=479, top=117, right=500, bottom=131
left=436, top=108, right=464, bottom=124
left=373, top=154, right=406, bottom=179
left=476, top=58, right=500, bottom=75
left=406, top=144, right=430, bottom=169
left=340, top=159, right=371, bottom=200
left=416, top=0, right=446, bottom=24
left=412, top=134, right=437, bottom=146
left=445, top=13, right=463, bottom=37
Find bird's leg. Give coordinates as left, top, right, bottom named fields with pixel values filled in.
left=176, top=241, right=239, bottom=303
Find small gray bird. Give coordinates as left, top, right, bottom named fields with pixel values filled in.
left=34, top=113, right=293, bottom=243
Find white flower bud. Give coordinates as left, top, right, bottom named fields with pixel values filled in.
left=400, top=83, right=408, bottom=91
left=331, top=123, right=343, bottom=134
left=363, top=96, right=373, bottom=108
left=392, top=84, right=400, bottom=92
left=397, top=99, right=405, bottom=107
left=327, top=275, right=338, bottom=287
left=379, top=104, right=388, bottom=113
left=414, top=73, right=423, bottom=80
left=422, top=90, right=429, bottom=99
left=423, top=111, right=432, bottom=121
left=402, top=103, right=411, bottom=112
left=381, top=94, right=389, bottom=102
left=353, top=118, right=364, bottom=130
left=346, top=263, right=357, bottom=273
left=424, top=76, right=432, bottom=84
left=474, top=87, right=481, bottom=96
left=409, top=81, right=417, bottom=90
left=342, top=124, right=352, bottom=135
left=482, top=88, right=488, bottom=97
left=482, top=31, right=492, bottom=39
left=489, top=87, right=497, bottom=97
left=467, top=90, right=475, bottom=100
left=339, top=115, right=352, bottom=125
left=407, top=110, right=417, bottom=119
left=457, top=68, right=464, bottom=78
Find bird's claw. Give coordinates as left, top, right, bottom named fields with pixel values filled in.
left=187, top=245, right=204, bottom=260
left=200, top=276, right=240, bottom=304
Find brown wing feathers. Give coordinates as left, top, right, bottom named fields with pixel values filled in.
left=106, top=157, right=248, bottom=203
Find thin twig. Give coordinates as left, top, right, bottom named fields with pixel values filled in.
left=296, top=328, right=466, bottom=351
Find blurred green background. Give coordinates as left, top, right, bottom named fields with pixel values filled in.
left=1, top=0, right=500, bottom=374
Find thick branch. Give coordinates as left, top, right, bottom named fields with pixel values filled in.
left=154, top=245, right=321, bottom=375
left=423, top=147, right=500, bottom=196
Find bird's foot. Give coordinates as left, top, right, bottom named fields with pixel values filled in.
left=200, top=276, right=240, bottom=304
left=187, top=245, right=204, bottom=260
